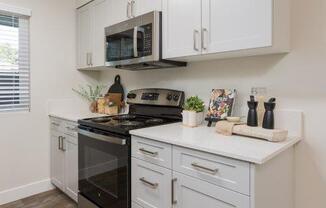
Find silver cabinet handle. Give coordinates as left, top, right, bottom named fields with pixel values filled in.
left=193, top=30, right=200, bottom=51
left=61, top=137, right=66, bottom=151
left=90, top=53, right=93, bottom=66
left=127, top=2, right=131, bottom=18
left=131, top=0, right=135, bottom=17
left=191, top=162, right=218, bottom=175
left=202, top=28, right=208, bottom=50
left=86, top=53, right=89, bottom=66
left=139, top=148, right=158, bottom=157
left=58, top=136, right=61, bottom=150
left=139, top=177, right=158, bottom=189
left=172, top=178, right=177, bottom=205
left=66, top=126, right=78, bottom=131
left=51, top=122, right=59, bottom=126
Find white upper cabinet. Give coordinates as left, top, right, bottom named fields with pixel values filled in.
left=162, top=0, right=202, bottom=59
left=91, top=0, right=111, bottom=68
left=201, top=0, right=272, bottom=54
left=163, top=0, right=290, bottom=60
left=76, top=4, right=92, bottom=69
left=76, top=0, right=111, bottom=69
left=107, top=0, right=130, bottom=23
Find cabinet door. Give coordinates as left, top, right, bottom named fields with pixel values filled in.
left=77, top=4, right=92, bottom=69
left=91, top=0, right=111, bottom=68
left=133, top=0, right=162, bottom=17
left=173, top=172, right=250, bottom=208
left=50, top=132, right=65, bottom=192
left=64, top=138, right=78, bottom=202
left=132, top=158, right=172, bottom=208
left=107, top=0, right=130, bottom=25
left=162, top=0, right=202, bottom=59
left=201, top=0, right=273, bottom=54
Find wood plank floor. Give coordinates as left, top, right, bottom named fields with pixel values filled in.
left=1, top=189, right=77, bottom=208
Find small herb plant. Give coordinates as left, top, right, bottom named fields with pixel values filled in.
left=72, top=84, right=105, bottom=102
left=184, top=96, right=205, bottom=112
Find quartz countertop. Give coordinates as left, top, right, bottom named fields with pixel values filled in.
left=130, top=123, right=302, bottom=164
left=49, top=111, right=105, bottom=122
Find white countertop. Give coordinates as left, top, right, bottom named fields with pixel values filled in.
left=49, top=112, right=105, bottom=122
left=130, top=123, right=302, bottom=164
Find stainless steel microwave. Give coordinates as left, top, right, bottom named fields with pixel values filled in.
left=105, top=11, right=186, bottom=70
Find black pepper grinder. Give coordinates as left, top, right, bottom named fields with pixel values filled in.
left=247, top=95, right=258, bottom=127
left=262, top=98, right=276, bottom=129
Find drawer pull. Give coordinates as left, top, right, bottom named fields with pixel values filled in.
left=139, top=177, right=158, bottom=189
left=172, top=178, right=177, bottom=205
left=51, top=122, right=60, bottom=126
left=139, top=148, right=158, bottom=157
left=191, top=162, right=218, bottom=175
left=66, top=126, right=77, bottom=131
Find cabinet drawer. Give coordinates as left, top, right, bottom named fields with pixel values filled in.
left=132, top=158, right=172, bottom=208
left=50, top=117, right=63, bottom=131
left=63, top=121, right=78, bottom=138
left=132, top=136, right=172, bottom=169
left=173, top=146, right=250, bottom=195
left=173, top=172, right=250, bottom=208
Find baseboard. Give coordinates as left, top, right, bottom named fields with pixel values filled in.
left=0, top=178, right=55, bottom=205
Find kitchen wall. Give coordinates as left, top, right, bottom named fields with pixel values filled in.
left=100, top=0, right=326, bottom=207
left=0, top=0, right=98, bottom=204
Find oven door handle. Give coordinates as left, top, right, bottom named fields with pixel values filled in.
left=78, top=129, right=127, bottom=145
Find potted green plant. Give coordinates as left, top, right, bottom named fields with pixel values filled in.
left=183, top=96, right=205, bottom=127
left=72, top=84, right=104, bottom=113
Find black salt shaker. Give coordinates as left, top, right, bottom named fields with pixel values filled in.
left=247, top=96, right=258, bottom=127
left=262, top=98, right=276, bottom=129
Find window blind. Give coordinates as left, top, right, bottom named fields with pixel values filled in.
left=0, top=12, right=30, bottom=112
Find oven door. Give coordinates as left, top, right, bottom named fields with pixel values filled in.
left=105, top=11, right=160, bottom=67
left=78, top=127, right=130, bottom=208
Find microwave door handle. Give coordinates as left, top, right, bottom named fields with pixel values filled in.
left=133, top=26, right=138, bottom=57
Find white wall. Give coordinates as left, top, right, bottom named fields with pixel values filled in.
left=100, top=0, right=326, bottom=207
left=0, top=0, right=98, bottom=203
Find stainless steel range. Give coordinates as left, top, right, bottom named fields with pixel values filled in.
left=78, top=88, right=184, bottom=208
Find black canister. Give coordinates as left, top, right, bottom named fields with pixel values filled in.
left=247, top=101, right=258, bottom=127
left=262, top=102, right=276, bottom=129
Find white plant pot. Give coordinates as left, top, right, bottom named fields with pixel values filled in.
left=183, top=110, right=204, bottom=127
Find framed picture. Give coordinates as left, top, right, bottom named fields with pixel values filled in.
left=206, top=89, right=237, bottom=123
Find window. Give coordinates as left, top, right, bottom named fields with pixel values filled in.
left=0, top=11, right=30, bottom=112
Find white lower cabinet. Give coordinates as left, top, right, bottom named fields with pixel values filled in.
left=172, top=172, right=250, bottom=208
left=131, top=136, right=250, bottom=208
left=64, top=136, right=79, bottom=201
left=132, top=158, right=172, bottom=208
left=50, top=131, right=65, bottom=191
left=50, top=117, right=78, bottom=202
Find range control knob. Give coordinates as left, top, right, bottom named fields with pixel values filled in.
left=166, top=94, right=173, bottom=101
left=127, top=93, right=137, bottom=99
left=173, top=94, right=180, bottom=101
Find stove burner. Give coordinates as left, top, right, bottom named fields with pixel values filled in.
left=145, top=118, right=164, bottom=124
left=113, top=115, right=137, bottom=121
left=92, top=117, right=111, bottom=123
left=120, top=121, right=144, bottom=127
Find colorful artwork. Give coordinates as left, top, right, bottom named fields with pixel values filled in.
left=206, top=89, right=236, bottom=121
